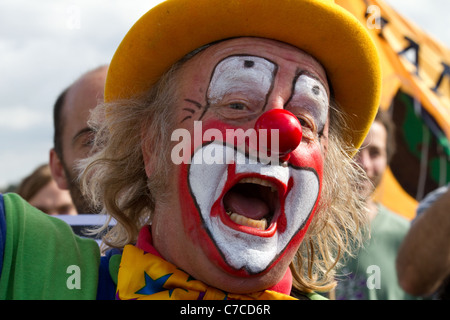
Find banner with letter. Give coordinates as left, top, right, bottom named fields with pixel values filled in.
left=337, top=0, right=450, bottom=219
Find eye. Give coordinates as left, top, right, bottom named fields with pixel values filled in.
left=229, top=103, right=246, bottom=110
left=295, top=115, right=318, bottom=141
left=296, top=116, right=312, bottom=129
left=297, top=117, right=306, bottom=127
left=81, top=133, right=95, bottom=147
left=369, top=147, right=382, bottom=158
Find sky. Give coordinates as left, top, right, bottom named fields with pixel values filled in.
left=0, top=0, right=449, bottom=190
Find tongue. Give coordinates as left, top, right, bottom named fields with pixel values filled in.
left=223, top=190, right=270, bottom=220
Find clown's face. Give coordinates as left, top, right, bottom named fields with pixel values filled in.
left=147, top=38, right=330, bottom=293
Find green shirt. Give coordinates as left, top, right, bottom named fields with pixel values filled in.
left=0, top=193, right=326, bottom=300
left=334, top=203, right=419, bottom=300
left=0, top=193, right=100, bottom=299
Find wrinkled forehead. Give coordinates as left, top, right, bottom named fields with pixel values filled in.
left=185, top=37, right=330, bottom=97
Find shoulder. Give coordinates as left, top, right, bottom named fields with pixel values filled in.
left=2, top=192, right=98, bottom=248
left=0, top=193, right=101, bottom=299
left=376, top=203, right=410, bottom=228
left=372, top=203, right=410, bottom=242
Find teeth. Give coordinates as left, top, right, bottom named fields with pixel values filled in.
left=239, top=177, right=278, bottom=193
left=226, top=211, right=268, bottom=231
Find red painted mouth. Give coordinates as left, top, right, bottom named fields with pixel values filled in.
left=211, top=168, right=288, bottom=238
left=186, top=142, right=321, bottom=275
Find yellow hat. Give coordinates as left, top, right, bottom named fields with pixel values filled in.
left=105, top=0, right=381, bottom=151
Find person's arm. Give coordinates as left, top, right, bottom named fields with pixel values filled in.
left=396, top=187, right=450, bottom=296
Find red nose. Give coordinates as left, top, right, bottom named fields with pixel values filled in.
left=254, top=109, right=302, bottom=162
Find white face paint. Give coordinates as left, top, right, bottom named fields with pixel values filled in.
left=205, top=56, right=329, bottom=138
left=183, top=54, right=326, bottom=275
left=188, top=142, right=319, bottom=274
left=207, top=55, right=276, bottom=111
left=290, top=74, right=329, bottom=133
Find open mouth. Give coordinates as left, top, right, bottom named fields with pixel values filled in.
left=223, top=177, right=281, bottom=231
left=187, top=142, right=319, bottom=274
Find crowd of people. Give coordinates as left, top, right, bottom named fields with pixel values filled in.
left=0, top=0, right=448, bottom=301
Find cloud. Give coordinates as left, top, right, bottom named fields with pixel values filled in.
left=0, top=0, right=163, bottom=189
left=0, top=107, right=51, bottom=130
left=385, top=0, right=450, bottom=46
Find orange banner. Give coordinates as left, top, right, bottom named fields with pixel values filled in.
left=337, top=0, right=450, bottom=219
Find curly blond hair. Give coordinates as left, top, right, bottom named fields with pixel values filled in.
left=290, top=104, right=369, bottom=294
left=80, top=50, right=369, bottom=294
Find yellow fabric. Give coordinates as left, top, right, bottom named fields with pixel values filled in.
left=116, top=245, right=296, bottom=300
left=105, top=0, right=381, bottom=154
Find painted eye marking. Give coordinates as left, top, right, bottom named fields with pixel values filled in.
left=312, top=85, right=321, bottom=96
left=244, top=60, right=255, bottom=68
left=285, top=72, right=329, bottom=135
left=181, top=55, right=278, bottom=123
left=206, top=55, right=277, bottom=112
left=181, top=99, right=204, bottom=123
left=184, top=108, right=196, bottom=114
left=185, top=99, right=203, bottom=110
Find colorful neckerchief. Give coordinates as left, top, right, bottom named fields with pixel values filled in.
left=115, top=227, right=296, bottom=300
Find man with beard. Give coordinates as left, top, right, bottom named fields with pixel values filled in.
left=49, top=65, right=108, bottom=214
left=0, top=0, right=381, bottom=300
left=334, top=109, right=418, bottom=300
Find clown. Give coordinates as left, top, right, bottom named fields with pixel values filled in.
left=0, top=0, right=380, bottom=300
left=153, top=38, right=330, bottom=288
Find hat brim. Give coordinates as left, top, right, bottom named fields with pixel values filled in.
left=105, top=0, right=381, bottom=152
